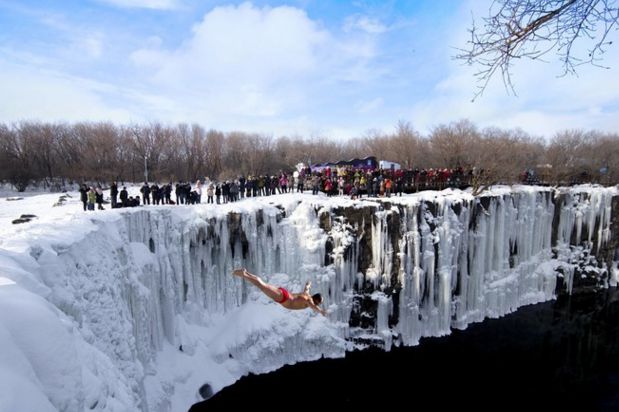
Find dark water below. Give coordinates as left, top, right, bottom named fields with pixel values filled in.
left=190, top=288, right=619, bottom=411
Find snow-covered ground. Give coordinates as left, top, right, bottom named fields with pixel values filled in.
left=0, top=184, right=616, bottom=412
left=0, top=186, right=348, bottom=412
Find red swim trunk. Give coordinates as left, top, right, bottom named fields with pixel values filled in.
left=277, top=287, right=291, bottom=304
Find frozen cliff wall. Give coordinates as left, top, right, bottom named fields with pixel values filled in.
left=0, top=185, right=617, bottom=412
left=339, top=186, right=618, bottom=348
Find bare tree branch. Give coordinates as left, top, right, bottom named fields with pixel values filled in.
left=456, top=0, right=618, bottom=100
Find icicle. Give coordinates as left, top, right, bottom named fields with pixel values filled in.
left=5, top=185, right=616, bottom=412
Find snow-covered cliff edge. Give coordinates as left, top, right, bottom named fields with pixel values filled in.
left=0, top=185, right=617, bottom=412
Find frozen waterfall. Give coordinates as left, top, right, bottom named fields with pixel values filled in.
left=0, top=185, right=616, bottom=412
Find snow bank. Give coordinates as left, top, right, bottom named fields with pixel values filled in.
left=0, top=184, right=616, bottom=411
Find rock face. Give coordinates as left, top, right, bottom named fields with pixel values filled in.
left=130, top=187, right=615, bottom=350
left=144, top=186, right=610, bottom=350
left=597, top=195, right=619, bottom=277
left=312, top=188, right=618, bottom=347
left=15, top=185, right=617, bottom=412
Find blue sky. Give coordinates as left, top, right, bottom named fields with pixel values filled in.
left=0, top=0, right=617, bottom=139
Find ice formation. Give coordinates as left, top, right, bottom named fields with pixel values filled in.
left=0, top=185, right=616, bottom=411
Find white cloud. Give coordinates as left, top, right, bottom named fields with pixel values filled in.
left=355, top=97, right=384, bottom=113
left=344, top=15, right=387, bottom=34
left=408, top=0, right=619, bottom=138
left=96, top=0, right=181, bottom=10
left=76, top=33, right=104, bottom=58
left=26, top=12, right=106, bottom=60
left=130, top=2, right=378, bottom=124
left=410, top=56, right=619, bottom=137
left=0, top=59, right=136, bottom=123
left=0, top=2, right=387, bottom=138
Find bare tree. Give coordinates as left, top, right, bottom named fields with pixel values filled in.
left=468, top=128, right=531, bottom=194
left=16, top=122, right=62, bottom=186
left=507, top=129, right=546, bottom=170
left=358, top=129, right=391, bottom=164
left=1, top=120, right=617, bottom=190
left=59, top=123, right=89, bottom=181
left=386, top=120, right=428, bottom=169
left=129, top=124, right=153, bottom=183
left=457, top=0, right=619, bottom=98
left=222, top=131, right=251, bottom=178
left=81, top=122, right=125, bottom=183
left=151, top=124, right=178, bottom=182
left=429, top=119, right=479, bottom=168
left=0, top=124, right=35, bottom=191
left=589, top=132, right=619, bottom=183
left=245, top=134, right=275, bottom=176
left=545, top=129, right=595, bottom=184
left=298, top=135, right=347, bottom=166
left=128, top=123, right=173, bottom=183
left=276, top=135, right=310, bottom=168
left=205, top=129, right=225, bottom=179
left=114, top=126, right=134, bottom=184
left=189, top=124, right=208, bottom=180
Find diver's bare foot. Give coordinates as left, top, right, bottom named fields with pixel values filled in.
left=232, top=268, right=245, bottom=277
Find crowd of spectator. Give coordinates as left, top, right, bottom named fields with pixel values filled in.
left=78, top=164, right=484, bottom=211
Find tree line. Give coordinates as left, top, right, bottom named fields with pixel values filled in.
left=1, top=120, right=617, bottom=191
